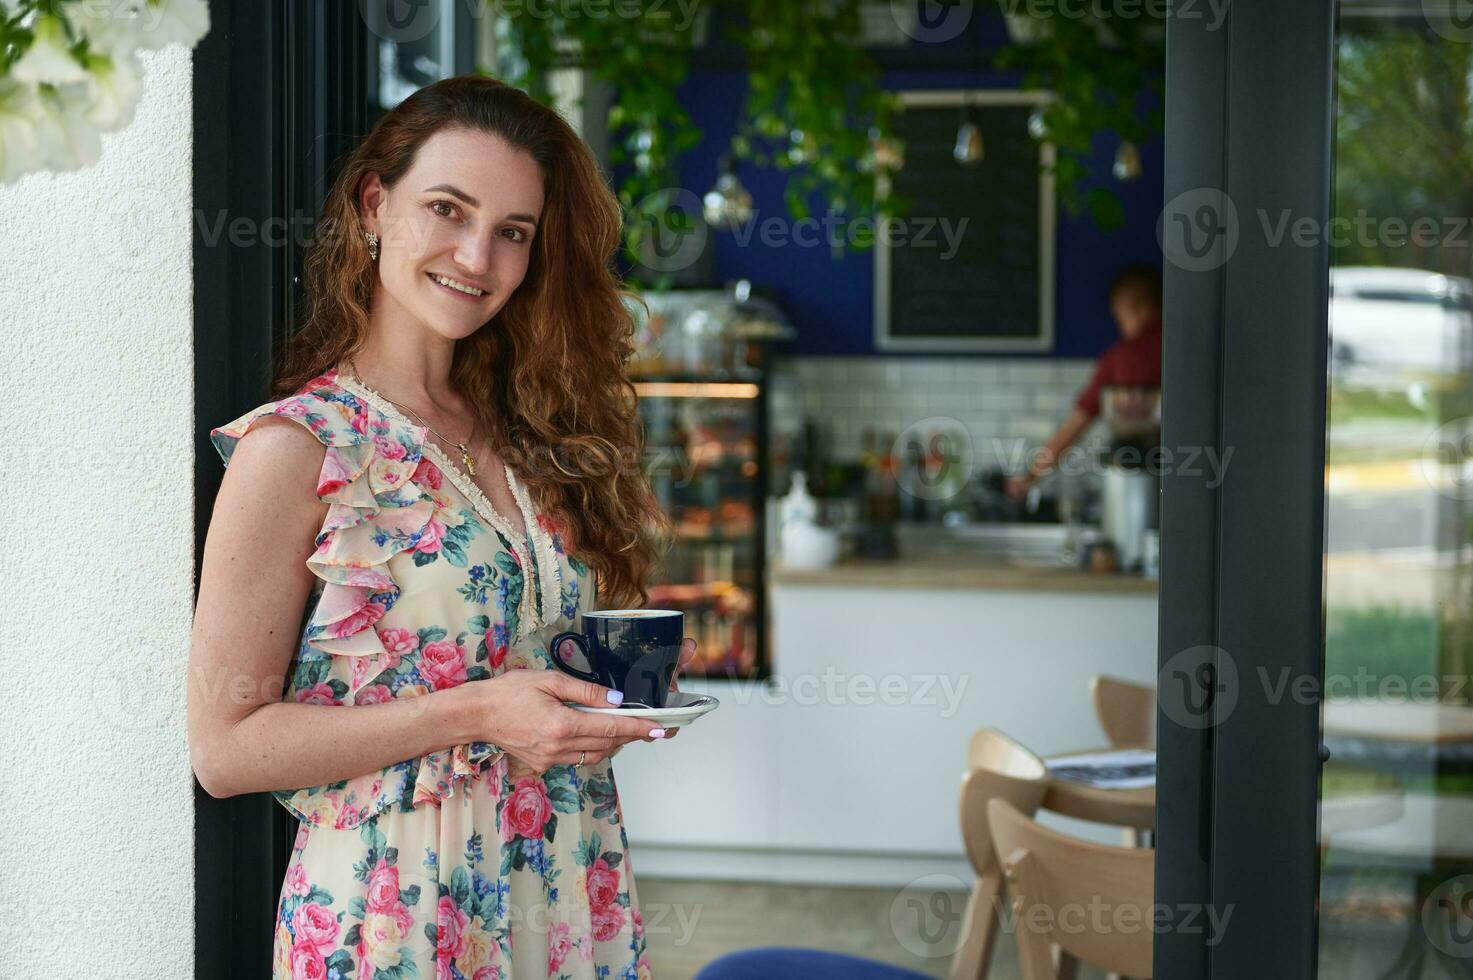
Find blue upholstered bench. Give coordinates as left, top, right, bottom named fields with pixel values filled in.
left=693, top=947, right=933, bottom=979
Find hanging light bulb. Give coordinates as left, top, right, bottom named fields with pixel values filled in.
left=1113, top=140, right=1142, bottom=181
left=702, top=154, right=754, bottom=229
left=954, top=120, right=983, bottom=165
left=872, top=134, right=905, bottom=172
left=788, top=127, right=815, bottom=165
left=953, top=95, right=983, bottom=165
left=1027, top=108, right=1048, bottom=140
left=633, top=128, right=655, bottom=174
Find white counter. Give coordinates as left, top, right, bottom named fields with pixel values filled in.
left=612, top=566, right=1159, bottom=887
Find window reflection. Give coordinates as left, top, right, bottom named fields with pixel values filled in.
left=1320, top=8, right=1473, bottom=976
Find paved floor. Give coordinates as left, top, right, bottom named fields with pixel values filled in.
left=638, top=873, right=1450, bottom=979
left=638, top=877, right=957, bottom=979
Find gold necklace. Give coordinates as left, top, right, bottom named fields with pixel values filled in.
left=348, top=361, right=480, bottom=476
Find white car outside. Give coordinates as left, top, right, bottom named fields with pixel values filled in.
left=1329, top=266, right=1473, bottom=382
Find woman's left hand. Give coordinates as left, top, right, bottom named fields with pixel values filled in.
left=661, top=636, right=698, bottom=739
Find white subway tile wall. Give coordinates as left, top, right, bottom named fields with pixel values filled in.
left=776, top=355, right=1113, bottom=475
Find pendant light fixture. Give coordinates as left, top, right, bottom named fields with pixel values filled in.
left=1027, top=108, right=1048, bottom=141
left=1113, top=139, right=1142, bottom=181
left=702, top=152, right=754, bottom=229
left=953, top=91, right=984, bottom=166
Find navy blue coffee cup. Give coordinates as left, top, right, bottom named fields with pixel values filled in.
left=550, top=609, right=685, bottom=708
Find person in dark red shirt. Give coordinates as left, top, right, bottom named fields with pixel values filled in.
left=1006, top=263, right=1162, bottom=501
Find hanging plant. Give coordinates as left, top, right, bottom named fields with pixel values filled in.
left=992, top=1, right=1164, bottom=232
left=493, top=0, right=899, bottom=273
left=723, top=0, right=901, bottom=230
left=0, top=0, right=210, bottom=185
left=493, top=0, right=705, bottom=277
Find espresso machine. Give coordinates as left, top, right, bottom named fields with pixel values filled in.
left=1098, top=385, right=1161, bottom=572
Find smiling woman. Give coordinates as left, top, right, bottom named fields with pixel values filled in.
left=188, top=75, right=691, bottom=980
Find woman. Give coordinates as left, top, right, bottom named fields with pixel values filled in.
left=187, top=75, right=692, bottom=979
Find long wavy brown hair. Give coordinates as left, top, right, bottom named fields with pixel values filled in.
left=273, top=74, right=669, bottom=609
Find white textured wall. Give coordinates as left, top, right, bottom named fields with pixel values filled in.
left=0, top=48, right=194, bottom=978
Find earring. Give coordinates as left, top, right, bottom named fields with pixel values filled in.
left=365, top=230, right=379, bottom=261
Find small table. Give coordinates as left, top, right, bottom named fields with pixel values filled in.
left=1042, top=775, right=1157, bottom=830
left=1042, top=747, right=1157, bottom=831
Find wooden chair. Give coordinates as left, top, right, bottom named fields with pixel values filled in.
left=949, top=729, right=1050, bottom=980
left=1090, top=675, right=1157, bottom=750
left=988, top=797, right=1156, bottom=980
left=1088, top=675, right=1157, bottom=853
left=696, top=729, right=1050, bottom=980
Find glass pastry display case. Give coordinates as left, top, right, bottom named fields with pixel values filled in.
left=629, top=284, right=790, bottom=680
left=635, top=374, right=769, bottom=680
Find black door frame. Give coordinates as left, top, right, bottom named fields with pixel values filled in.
left=192, top=1, right=372, bottom=974
left=192, top=4, right=292, bottom=975
left=1155, top=1, right=1336, bottom=977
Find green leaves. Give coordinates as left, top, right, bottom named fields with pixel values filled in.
left=494, top=0, right=1160, bottom=256
left=994, top=0, right=1164, bottom=232
left=360, top=819, right=388, bottom=855
left=583, top=773, right=619, bottom=821
left=546, top=777, right=582, bottom=815
left=324, top=950, right=355, bottom=976
left=575, top=831, right=602, bottom=868
left=733, top=0, right=898, bottom=239
left=496, top=0, right=703, bottom=269
left=1087, top=187, right=1126, bottom=233
left=491, top=0, right=898, bottom=273
left=451, top=865, right=473, bottom=906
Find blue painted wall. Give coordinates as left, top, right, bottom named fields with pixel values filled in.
left=670, top=47, right=1164, bottom=358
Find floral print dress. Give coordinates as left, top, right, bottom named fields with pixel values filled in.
left=210, top=366, right=652, bottom=980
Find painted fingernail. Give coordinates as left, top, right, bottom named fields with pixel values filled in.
left=606, top=690, right=624, bottom=705
left=650, top=728, right=667, bottom=738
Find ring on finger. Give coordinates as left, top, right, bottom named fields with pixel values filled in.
left=577, top=750, right=587, bottom=767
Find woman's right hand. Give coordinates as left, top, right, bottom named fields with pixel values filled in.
left=469, top=670, right=667, bottom=773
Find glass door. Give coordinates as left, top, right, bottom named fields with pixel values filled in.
left=1157, top=2, right=1473, bottom=977
left=1318, top=4, right=1473, bottom=976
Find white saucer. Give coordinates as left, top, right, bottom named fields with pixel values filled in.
left=563, top=690, right=720, bottom=728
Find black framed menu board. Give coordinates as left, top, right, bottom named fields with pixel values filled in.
left=875, top=90, right=1056, bottom=352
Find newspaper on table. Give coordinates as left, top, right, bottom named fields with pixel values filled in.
left=1045, top=748, right=1156, bottom=789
